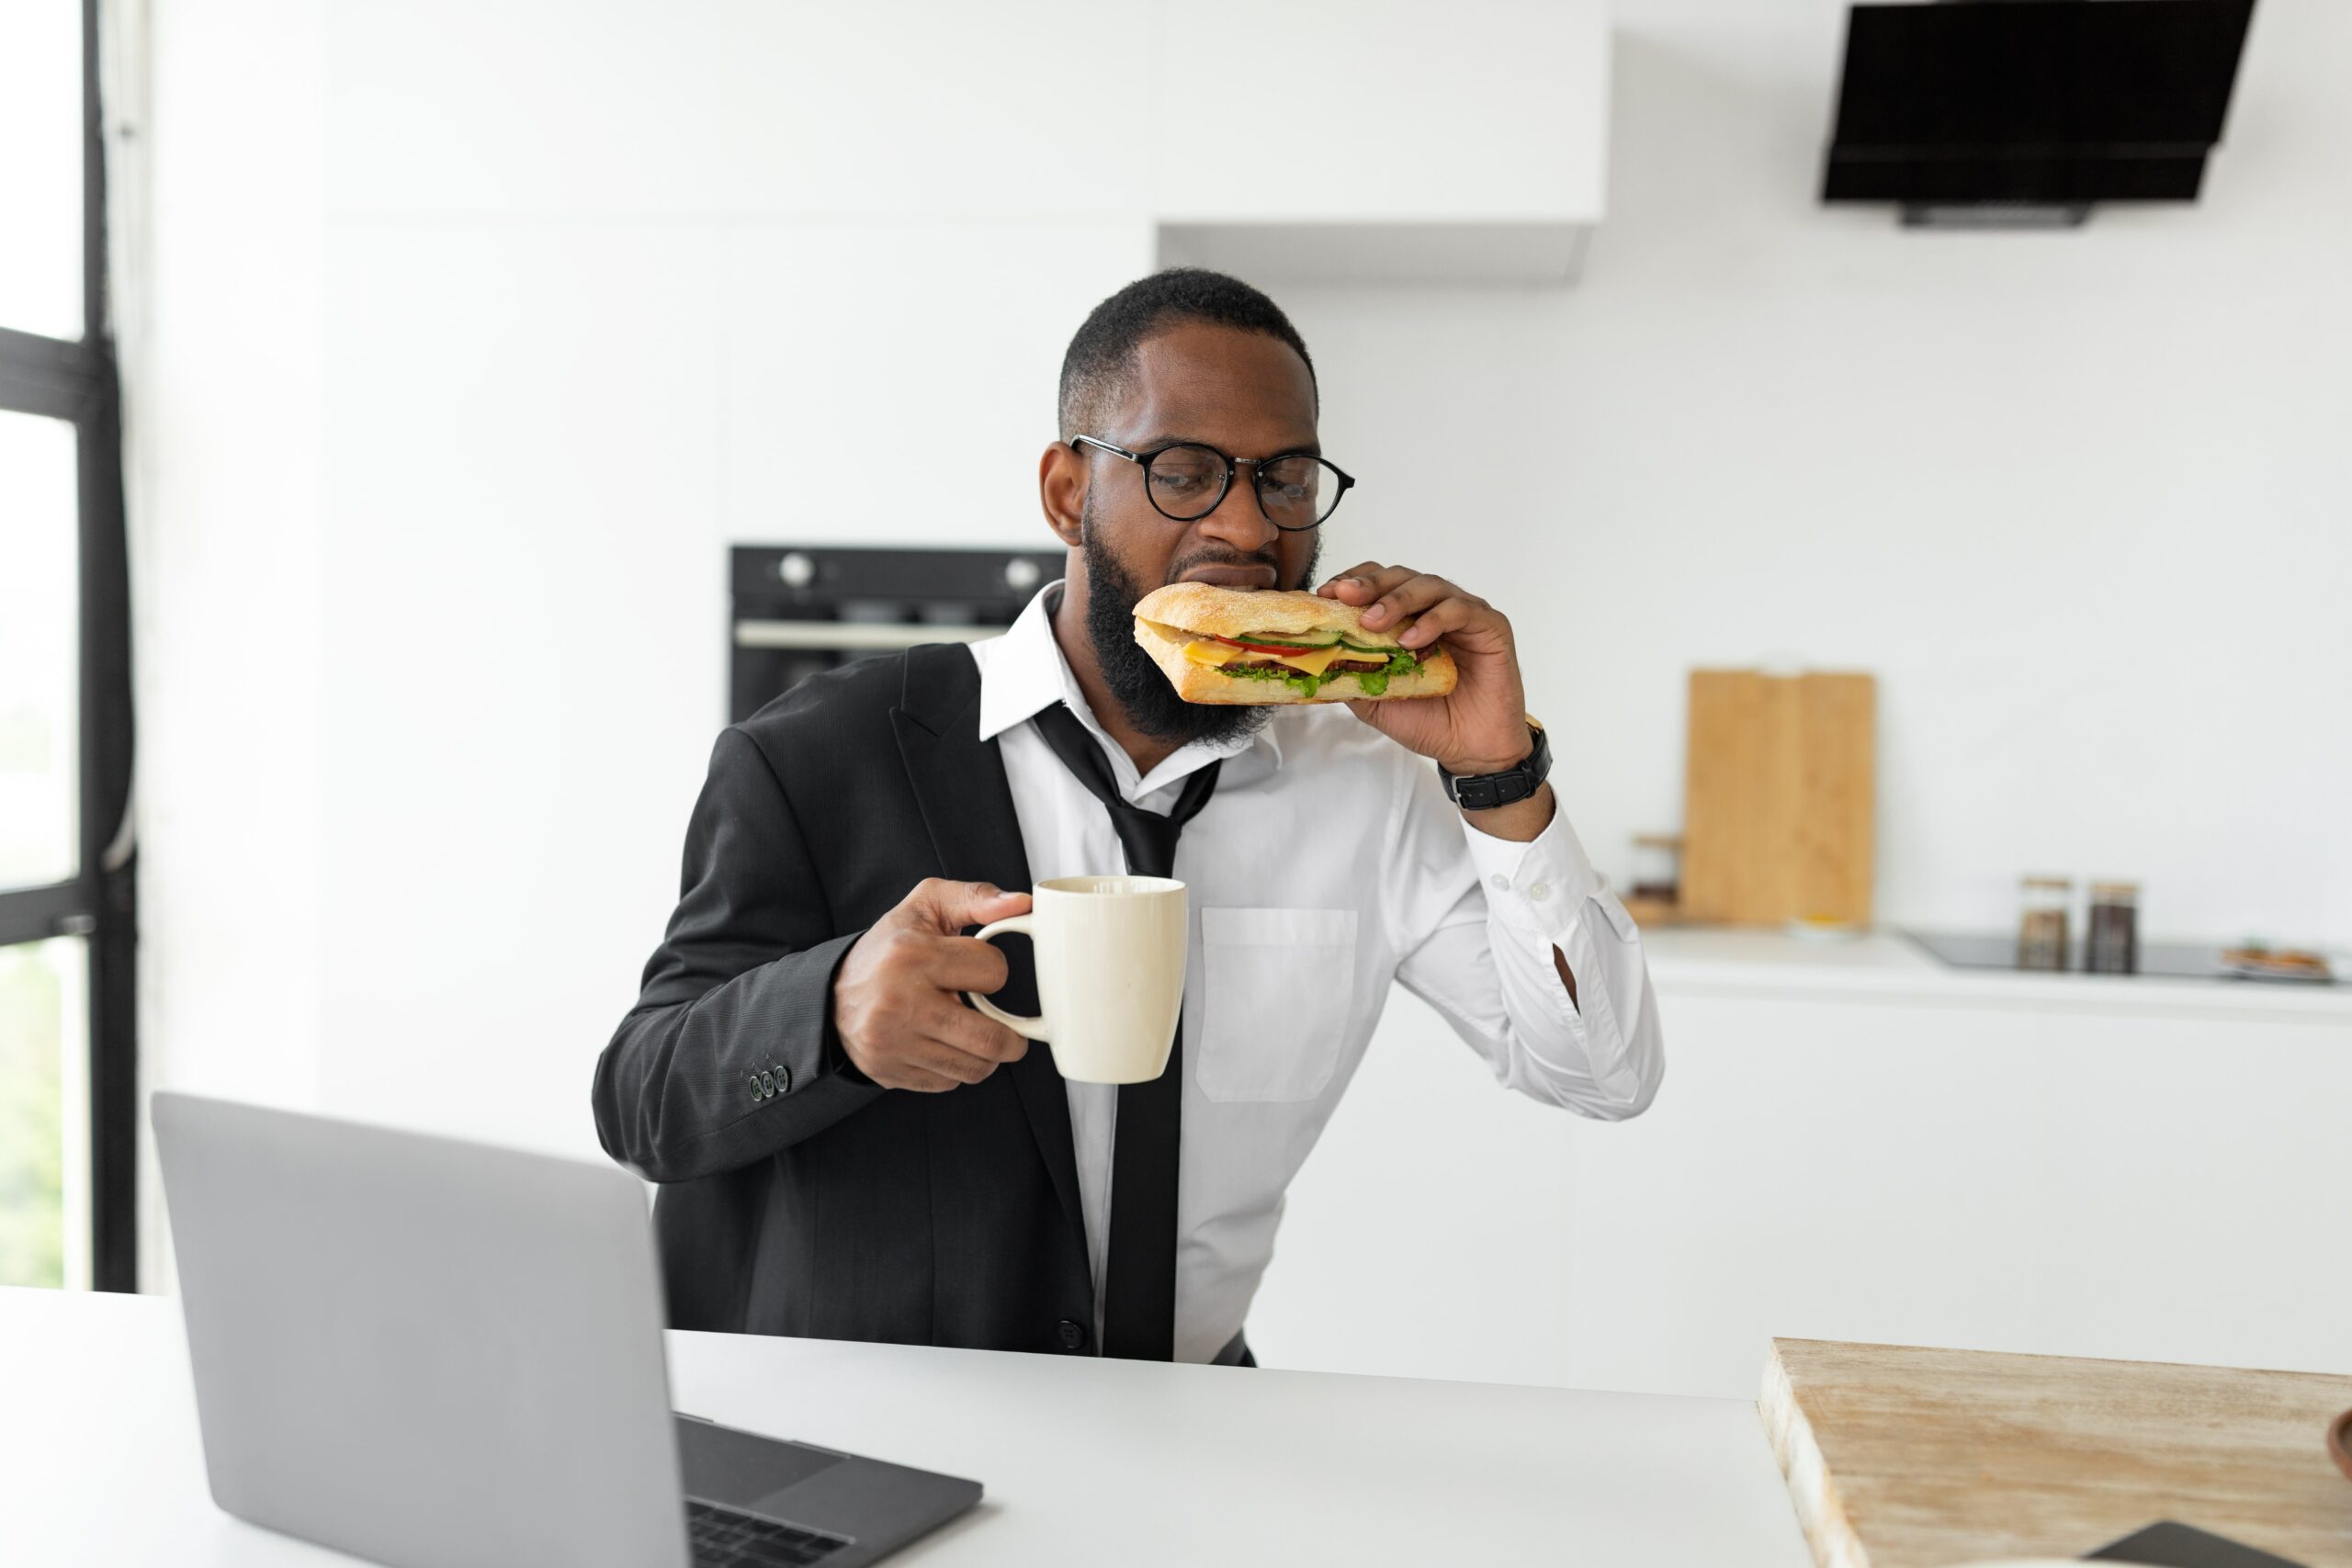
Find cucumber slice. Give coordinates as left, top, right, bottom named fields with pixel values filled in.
left=1231, top=632, right=1408, bottom=654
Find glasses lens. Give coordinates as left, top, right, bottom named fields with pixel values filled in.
left=1258, top=456, right=1343, bottom=527
left=1142, top=445, right=1228, bottom=520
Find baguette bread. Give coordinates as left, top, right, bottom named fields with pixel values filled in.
left=1132, top=585, right=1459, bottom=705
left=1133, top=582, right=1404, bottom=646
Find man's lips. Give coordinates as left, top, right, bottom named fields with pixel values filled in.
left=1176, top=562, right=1279, bottom=589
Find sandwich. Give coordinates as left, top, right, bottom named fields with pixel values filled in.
left=1132, top=582, right=1459, bottom=705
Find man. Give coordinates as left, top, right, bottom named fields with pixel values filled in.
left=594, top=268, right=1662, bottom=1366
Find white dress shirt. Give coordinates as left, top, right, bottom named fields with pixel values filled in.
left=969, top=584, right=1664, bottom=1362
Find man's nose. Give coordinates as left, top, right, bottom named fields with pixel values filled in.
left=1192, top=466, right=1278, bottom=555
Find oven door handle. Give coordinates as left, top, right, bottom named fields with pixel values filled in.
left=732, top=619, right=1001, bottom=650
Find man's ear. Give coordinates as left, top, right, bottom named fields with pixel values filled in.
left=1038, top=441, right=1086, bottom=547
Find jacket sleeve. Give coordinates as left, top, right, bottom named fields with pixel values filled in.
left=594, top=726, right=884, bottom=1181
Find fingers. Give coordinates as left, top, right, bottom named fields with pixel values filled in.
left=834, top=885, right=1042, bottom=1095
left=1317, top=566, right=1499, bottom=647
left=846, top=1003, right=1025, bottom=1093
left=1357, top=571, right=1457, bottom=636
left=881, top=1008, right=1027, bottom=1093
left=921, top=998, right=1030, bottom=1066
left=861, top=1060, right=966, bottom=1094
left=1317, top=562, right=1416, bottom=603
left=899, top=877, right=1032, bottom=935
left=927, top=933, right=1013, bottom=995
left=1390, top=586, right=1502, bottom=649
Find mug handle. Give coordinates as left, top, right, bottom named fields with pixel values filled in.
left=965, top=915, right=1050, bottom=1042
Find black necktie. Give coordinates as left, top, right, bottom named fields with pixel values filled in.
left=1029, top=701, right=1220, bottom=1361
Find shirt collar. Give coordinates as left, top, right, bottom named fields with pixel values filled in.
left=974, top=581, right=1283, bottom=790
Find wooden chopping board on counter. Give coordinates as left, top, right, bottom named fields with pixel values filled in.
left=1760, top=1337, right=2352, bottom=1568
left=1679, top=670, right=1875, bottom=927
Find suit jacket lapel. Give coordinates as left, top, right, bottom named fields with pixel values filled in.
left=891, top=646, right=1086, bottom=1255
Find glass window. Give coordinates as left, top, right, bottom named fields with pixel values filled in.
left=0, top=410, right=81, bottom=890
left=0, top=2, right=86, bottom=339
left=0, top=1, right=126, bottom=1293
left=0, top=935, right=90, bottom=1290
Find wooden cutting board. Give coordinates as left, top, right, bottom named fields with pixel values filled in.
left=1760, top=1338, right=2352, bottom=1568
left=1679, top=670, right=1875, bottom=927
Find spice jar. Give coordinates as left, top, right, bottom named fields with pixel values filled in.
left=2017, top=876, right=2072, bottom=971
left=2086, top=881, right=2140, bottom=975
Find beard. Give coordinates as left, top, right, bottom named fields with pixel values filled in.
left=1080, top=500, right=1321, bottom=749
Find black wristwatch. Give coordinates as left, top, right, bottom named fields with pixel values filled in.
left=1438, top=718, right=1551, bottom=811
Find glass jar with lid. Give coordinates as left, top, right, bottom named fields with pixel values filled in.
left=2086, top=881, right=2141, bottom=975
left=2017, top=875, right=2072, bottom=971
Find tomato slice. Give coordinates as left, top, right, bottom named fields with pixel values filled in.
left=1211, top=634, right=1330, bottom=656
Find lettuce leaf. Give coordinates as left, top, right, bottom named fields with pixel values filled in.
left=1213, top=648, right=1424, bottom=701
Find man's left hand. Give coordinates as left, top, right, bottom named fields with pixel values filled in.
left=1317, top=563, right=1535, bottom=776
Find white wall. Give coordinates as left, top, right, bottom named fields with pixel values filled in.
left=138, top=0, right=2351, bottom=1385
left=1285, top=2, right=2352, bottom=944
left=138, top=3, right=1158, bottom=1213
left=132, top=0, right=330, bottom=1289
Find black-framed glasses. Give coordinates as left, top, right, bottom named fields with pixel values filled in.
left=1070, top=434, right=1354, bottom=531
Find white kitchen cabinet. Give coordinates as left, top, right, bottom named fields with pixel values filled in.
left=1250, top=931, right=2352, bottom=1396
left=1151, top=0, right=1610, bottom=282
left=326, top=0, right=1611, bottom=288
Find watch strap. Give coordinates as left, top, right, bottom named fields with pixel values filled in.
left=1439, top=721, right=1552, bottom=810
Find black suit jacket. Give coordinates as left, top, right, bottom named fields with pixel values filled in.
left=593, top=645, right=1097, bottom=1354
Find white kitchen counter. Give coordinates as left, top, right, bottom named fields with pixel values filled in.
left=1250, top=922, right=2352, bottom=1402
left=1644, top=926, right=2352, bottom=1020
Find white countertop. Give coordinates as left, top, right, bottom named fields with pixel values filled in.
left=1643, top=927, right=2352, bottom=1021
left=4, top=1286, right=1812, bottom=1567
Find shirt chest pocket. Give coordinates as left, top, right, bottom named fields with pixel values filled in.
left=1195, top=908, right=1359, bottom=1103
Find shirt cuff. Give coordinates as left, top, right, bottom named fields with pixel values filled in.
left=1461, top=804, right=1606, bottom=940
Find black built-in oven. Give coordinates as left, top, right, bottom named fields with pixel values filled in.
left=729, top=545, right=1065, bottom=724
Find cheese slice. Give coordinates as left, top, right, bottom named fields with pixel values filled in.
left=1181, top=637, right=1345, bottom=675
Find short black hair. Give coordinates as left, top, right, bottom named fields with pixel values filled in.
left=1057, top=267, right=1316, bottom=441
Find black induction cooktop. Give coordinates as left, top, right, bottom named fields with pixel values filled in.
left=1902, top=930, right=2338, bottom=985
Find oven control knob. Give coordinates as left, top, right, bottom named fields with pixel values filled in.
left=1004, top=557, right=1041, bottom=592
left=777, top=551, right=815, bottom=588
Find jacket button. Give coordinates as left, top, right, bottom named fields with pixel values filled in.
left=1057, top=1318, right=1088, bottom=1351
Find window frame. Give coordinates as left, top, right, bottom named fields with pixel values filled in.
left=0, top=0, right=137, bottom=1292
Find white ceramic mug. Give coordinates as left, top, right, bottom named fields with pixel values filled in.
left=964, top=875, right=1189, bottom=1085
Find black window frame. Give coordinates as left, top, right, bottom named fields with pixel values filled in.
left=0, top=0, right=138, bottom=1292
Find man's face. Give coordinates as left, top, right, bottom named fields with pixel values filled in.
left=1072, top=321, right=1323, bottom=744
left=1080, top=321, right=1323, bottom=594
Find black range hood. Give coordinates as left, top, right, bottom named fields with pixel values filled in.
left=1824, top=0, right=2256, bottom=227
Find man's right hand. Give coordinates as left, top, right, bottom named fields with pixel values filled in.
left=831, top=879, right=1034, bottom=1093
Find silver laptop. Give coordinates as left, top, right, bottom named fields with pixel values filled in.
left=153, top=1091, right=980, bottom=1568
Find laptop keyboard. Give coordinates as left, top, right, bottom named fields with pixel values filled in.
left=688, top=1497, right=855, bottom=1566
